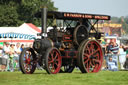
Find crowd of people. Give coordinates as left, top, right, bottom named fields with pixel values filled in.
left=0, top=42, right=31, bottom=72
left=101, top=39, right=128, bottom=71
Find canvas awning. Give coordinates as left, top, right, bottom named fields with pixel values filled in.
left=0, top=32, right=36, bottom=40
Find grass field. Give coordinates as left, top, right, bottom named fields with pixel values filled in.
left=0, top=69, right=128, bottom=85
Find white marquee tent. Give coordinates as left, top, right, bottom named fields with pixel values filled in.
left=0, top=23, right=41, bottom=45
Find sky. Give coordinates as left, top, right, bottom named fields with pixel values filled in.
left=52, top=0, right=128, bottom=17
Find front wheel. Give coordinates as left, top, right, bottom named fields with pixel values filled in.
left=44, top=47, right=62, bottom=74
left=19, top=48, right=37, bottom=74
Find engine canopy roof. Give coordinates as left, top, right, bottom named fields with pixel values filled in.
left=35, top=10, right=111, bottom=20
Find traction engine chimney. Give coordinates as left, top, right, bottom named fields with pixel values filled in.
left=41, top=7, right=47, bottom=38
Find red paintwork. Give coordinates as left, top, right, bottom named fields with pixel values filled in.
left=62, top=35, right=72, bottom=42
left=24, top=51, right=33, bottom=74
left=0, top=40, right=34, bottom=42
left=48, top=49, right=62, bottom=74
left=61, top=50, right=78, bottom=58
left=83, top=40, right=103, bottom=73
left=27, top=23, right=41, bottom=33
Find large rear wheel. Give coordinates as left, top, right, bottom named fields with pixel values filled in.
left=19, top=48, right=37, bottom=74
left=44, top=47, right=62, bottom=74
left=77, top=39, right=103, bottom=73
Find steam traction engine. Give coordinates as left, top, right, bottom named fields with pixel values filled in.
left=19, top=8, right=111, bottom=74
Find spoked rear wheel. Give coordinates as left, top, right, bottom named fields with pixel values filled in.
left=45, top=47, right=62, bottom=74
left=19, top=48, right=37, bottom=74
left=78, top=39, right=103, bottom=73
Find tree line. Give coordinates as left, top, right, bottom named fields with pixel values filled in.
left=0, top=0, right=57, bottom=27
left=0, top=0, right=128, bottom=34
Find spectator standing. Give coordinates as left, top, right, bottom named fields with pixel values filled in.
left=9, top=44, right=15, bottom=72
left=0, top=44, right=3, bottom=57
left=20, top=44, right=24, bottom=52
left=0, top=44, right=4, bottom=71
left=119, top=45, right=126, bottom=70
left=110, top=42, right=119, bottom=69
left=124, top=47, right=128, bottom=70
left=105, top=42, right=113, bottom=66
left=3, top=42, right=10, bottom=71
left=14, top=43, right=21, bottom=69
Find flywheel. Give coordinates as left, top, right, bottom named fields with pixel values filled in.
left=73, top=25, right=89, bottom=46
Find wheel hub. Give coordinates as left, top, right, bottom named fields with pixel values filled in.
left=81, top=34, right=85, bottom=37
left=89, top=55, right=94, bottom=59
left=53, top=59, right=56, bottom=63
